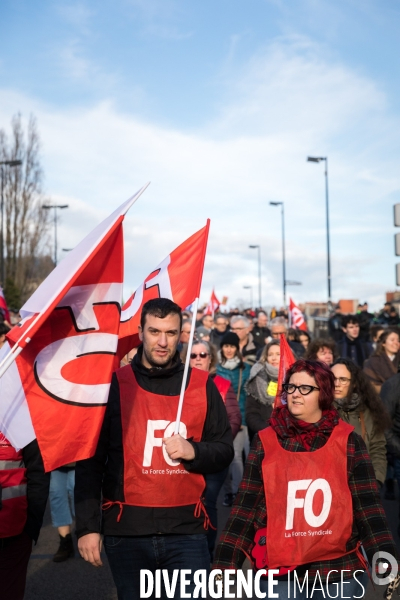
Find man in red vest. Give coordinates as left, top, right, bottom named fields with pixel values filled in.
left=75, top=298, right=234, bottom=599
left=0, top=434, right=50, bottom=600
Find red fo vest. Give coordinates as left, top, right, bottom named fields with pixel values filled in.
left=0, top=434, right=28, bottom=538
left=259, top=420, right=354, bottom=569
left=116, top=366, right=208, bottom=508
left=214, top=375, right=231, bottom=403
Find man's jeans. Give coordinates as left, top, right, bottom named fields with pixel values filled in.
left=104, top=533, right=210, bottom=600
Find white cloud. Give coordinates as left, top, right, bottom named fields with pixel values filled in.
left=1, top=36, right=398, bottom=311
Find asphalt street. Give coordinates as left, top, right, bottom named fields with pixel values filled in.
left=25, top=490, right=400, bottom=600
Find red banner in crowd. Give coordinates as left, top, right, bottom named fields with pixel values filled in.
left=275, top=334, right=296, bottom=408
left=0, top=287, right=10, bottom=324
left=289, top=298, right=307, bottom=331
left=117, top=220, right=210, bottom=359
left=203, top=289, right=220, bottom=316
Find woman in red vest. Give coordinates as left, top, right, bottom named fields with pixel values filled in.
left=213, top=359, right=399, bottom=599
left=186, top=340, right=241, bottom=560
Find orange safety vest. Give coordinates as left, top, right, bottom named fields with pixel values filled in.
left=114, top=366, right=208, bottom=508
left=214, top=375, right=231, bottom=403
left=0, top=434, right=28, bottom=538
left=259, top=420, right=354, bottom=569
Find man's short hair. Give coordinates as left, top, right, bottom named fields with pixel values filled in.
left=269, top=316, right=287, bottom=330
left=230, top=315, right=250, bottom=328
left=341, top=314, right=359, bottom=328
left=140, top=298, right=182, bottom=330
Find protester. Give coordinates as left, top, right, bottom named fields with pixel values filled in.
left=328, top=305, right=343, bottom=342
left=201, top=314, right=214, bottom=330
left=213, top=359, right=399, bottom=599
left=216, top=331, right=251, bottom=507
left=378, top=302, right=394, bottom=325
left=381, top=373, right=400, bottom=532
left=364, top=329, right=400, bottom=393
left=358, top=302, right=374, bottom=341
left=49, top=465, right=76, bottom=562
left=229, top=315, right=258, bottom=365
left=332, top=358, right=388, bottom=486
left=269, top=316, right=305, bottom=357
left=195, top=325, right=211, bottom=342
left=389, top=307, right=400, bottom=326
left=251, top=311, right=271, bottom=349
left=305, top=338, right=336, bottom=365
left=75, top=298, right=233, bottom=599
left=210, top=314, right=229, bottom=349
left=245, top=340, right=280, bottom=442
left=297, top=330, right=311, bottom=350
left=0, top=323, right=10, bottom=349
left=337, top=315, right=372, bottom=367
left=187, top=340, right=241, bottom=560
left=0, top=433, right=50, bottom=600
left=179, top=319, right=191, bottom=345
left=370, top=324, right=385, bottom=351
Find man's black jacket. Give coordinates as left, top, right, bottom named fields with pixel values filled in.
left=75, top=348, right=234, bottom=538
left=381, top=374, right=400, bottom=457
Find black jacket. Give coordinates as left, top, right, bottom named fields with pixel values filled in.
left=381, top=374, right=400, bottom=458
left=75, top=348, right=233, bottom=538
left=251, top=325, right=271, bottom=349
left=22, top=440, right=50, bottom=543
left=336, top=337, right=372, bottom=368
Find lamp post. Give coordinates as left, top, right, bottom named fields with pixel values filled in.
left=243, top=285, right=253, bottom=309
left=0, top=159, right=23, bottom=285
left=42, top=204, right=69, bottom=266
left=270, top=201, right=286, bottom=307
left=249, top=245, right=261, bottom=309
left=307, top=156, right=331, bottom=309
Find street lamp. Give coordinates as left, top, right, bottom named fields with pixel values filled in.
left=42, top=204, right=69, bottom=266
left=249, top=245, right=261, bottom=309
left=0, top=159, right=23, bottom=285
left=307, top=156, right=331, bottom=309
left=243, top=285, right=253, bottom=309
left=270, top=201, right=286, bottom=307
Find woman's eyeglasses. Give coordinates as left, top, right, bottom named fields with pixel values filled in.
left=282, top=383, right=320, bottom=395
left=334, top=377, right=351, bottom=384
left=190, top=352, right=209, bottom=359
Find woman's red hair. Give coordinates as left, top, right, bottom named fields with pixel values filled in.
left=284, top=359, right=335, bottom=410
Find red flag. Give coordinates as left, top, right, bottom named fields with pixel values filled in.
left=117, top=220, right=210, bottom=358
left=0, top=287, right=10, bottom=324
left=0, top=185, right=149, bottom=470
left=289, top=298, right=307, bottom=331
left=275, top=334, right=296, bottom=408
left=203, top=289, right=220, bottom=316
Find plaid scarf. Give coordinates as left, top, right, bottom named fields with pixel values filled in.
left=269, top=404, right=339, bottom=450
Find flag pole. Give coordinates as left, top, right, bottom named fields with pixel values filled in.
left=174, top=296, right=199, bottom=434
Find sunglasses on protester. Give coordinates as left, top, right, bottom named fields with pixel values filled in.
left=190, top=352, right=209, bottom=359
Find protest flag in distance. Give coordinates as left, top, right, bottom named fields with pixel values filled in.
left=0, top=184, right=149, bottom=471
left=117, top=220, right=210, bottom=359
left=203, top=289, right=220, bottom=316
left=289, top=298, right=308, bottom=331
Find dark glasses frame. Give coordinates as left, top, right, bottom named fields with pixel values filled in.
left=282, top=383, right=320, bottom=396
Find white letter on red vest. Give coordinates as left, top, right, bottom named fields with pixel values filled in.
left=143, top=420, right=170, bottom=466
left=286, top=479, right=312, bottom=530
left=304, top=479, right=332, bottom=528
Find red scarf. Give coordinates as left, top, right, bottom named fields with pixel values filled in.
left=269, top=404, right=339, bottom=450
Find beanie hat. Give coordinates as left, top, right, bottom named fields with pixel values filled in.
left=196, top=326, right=211, bottom=340
left=221, top=331, right=240, bottom=350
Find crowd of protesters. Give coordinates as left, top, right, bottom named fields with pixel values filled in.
left=2, top=297, right=400, bottom=599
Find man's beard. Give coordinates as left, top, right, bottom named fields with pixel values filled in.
left=142, top=345, right=174, bottom=368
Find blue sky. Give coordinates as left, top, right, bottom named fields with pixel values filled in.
left=1, top=0, right=400, bottom=310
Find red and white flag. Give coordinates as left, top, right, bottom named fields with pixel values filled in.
left=118, top=220, right=210, bottom=359
left=203, top=289, right=220, bottom=316
left=0, top=287, right=10, bottom=324
left=0, top=184, right=149, bottom=471
left=275, top=334, right=296, bottom=408
left=289, top=298, right=307, bottom=331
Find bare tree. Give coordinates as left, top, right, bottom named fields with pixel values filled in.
left=0, top=114, right=52, bottom=306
